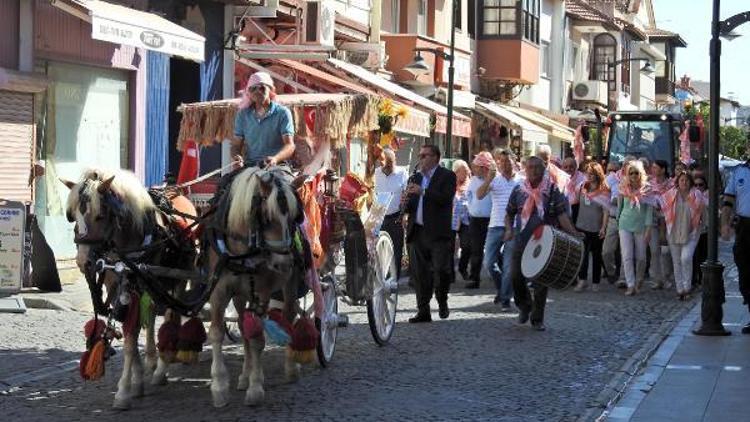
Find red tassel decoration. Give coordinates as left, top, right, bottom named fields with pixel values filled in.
left=242, top=312, right=264, bottom=341
left=157, top=320, right=180, bottom=363
left=122, top=292, right=140, bottom=338
left=287, top=316, right=319, bottom=364
left=176, top=317, right=207, bottom=364
left=266, top=309, right=293, bottom=335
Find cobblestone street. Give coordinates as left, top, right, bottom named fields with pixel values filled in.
left=1, top=272, right=697, bottom=421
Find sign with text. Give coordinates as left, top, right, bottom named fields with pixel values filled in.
left=91, top=15, right=205, bottom=62
left=0, top=200, right=26, bottom=295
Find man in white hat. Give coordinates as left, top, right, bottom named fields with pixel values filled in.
left=232, top=71, right=295, bottom=167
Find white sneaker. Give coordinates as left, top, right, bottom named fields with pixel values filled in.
left=573, top=279, right=588, bottom=292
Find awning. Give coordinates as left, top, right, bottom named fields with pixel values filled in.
left=476, top=102, right=548, bottom=145
left=498, top=105, right=575, bottom=143
left=326, top=58, right=472, bottom=138
left=51, top=0, right=205, bottom=62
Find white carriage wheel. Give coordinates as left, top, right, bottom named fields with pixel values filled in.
left=316, top=277, right=338, bottom=366
left=366, top=231, right=398, bottom=346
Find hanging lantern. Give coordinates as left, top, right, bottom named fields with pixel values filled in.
left=323, top=169, right=338, bottom=197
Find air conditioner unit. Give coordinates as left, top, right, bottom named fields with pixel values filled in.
left=572, top=80, right=608, bottom=106
left=303, top=0, right=335, bottom=49
left=338, top=42, right=385, bottom=70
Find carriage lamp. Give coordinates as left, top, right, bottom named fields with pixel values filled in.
left=323, top=169, right=339, bottom=197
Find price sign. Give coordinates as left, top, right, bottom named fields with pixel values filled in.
left=0, top=200, right=26, bottom=295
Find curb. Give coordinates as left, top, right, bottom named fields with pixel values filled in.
left=20, top=296, right=71, bottom=311
left=576, top=299, right=697, bottom=422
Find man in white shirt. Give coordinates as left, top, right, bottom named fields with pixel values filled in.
left=477, top=148, right=521, bottom=311
left=375, top=148, right=408, bottom=279
left=464, top=152, right=494, bottom=288
left=602, top=161, right=622, bottom=283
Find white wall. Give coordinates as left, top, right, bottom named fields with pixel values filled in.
left=519, top=0, right=555, bottom=111
left=720, top=101, right=739, bottom=126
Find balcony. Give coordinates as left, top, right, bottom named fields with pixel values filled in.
left=656, top=77, right=675, bottom=96
left=476, top=39, right=539, bottom=84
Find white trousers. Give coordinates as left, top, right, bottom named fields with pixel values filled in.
left=648, top=226, right=673, bottom=285
left=669, top=236, right=699, bottom=294
left=619, top=229, right=647, bottom=288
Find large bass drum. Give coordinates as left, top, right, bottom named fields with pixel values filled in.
left=521, top=225, right=583, bottom=289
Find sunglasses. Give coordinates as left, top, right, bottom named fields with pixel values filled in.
left=249, top=85, right=268, bottom=93
left=629, top=171, right=639, bottom=176
left=695, top=183, right=706, bottom=187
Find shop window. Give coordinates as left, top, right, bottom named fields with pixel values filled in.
left=34, top=60, right=130, bottom=258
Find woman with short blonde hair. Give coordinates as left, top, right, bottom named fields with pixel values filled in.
left=617, top=160, right=653, bottom=296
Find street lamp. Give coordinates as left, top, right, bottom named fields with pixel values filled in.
left=404, top=0, right=457, bottom=158
left=694, top=3, right=750, bottom=336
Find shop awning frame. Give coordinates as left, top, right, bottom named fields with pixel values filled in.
left=476, top=101, right=548, bottom=145
left=325, top=58, right=472, bottom=138
left=51, top=0, right=205, bottom=62
left=498, top=104, right=575, bottom=143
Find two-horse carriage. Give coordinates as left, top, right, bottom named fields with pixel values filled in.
left=68, top=93, right=399, bottom=408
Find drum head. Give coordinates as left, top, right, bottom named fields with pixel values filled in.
left=521, top=225, right=554, bottom=279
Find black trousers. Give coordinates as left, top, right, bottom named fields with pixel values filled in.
left=455, top=224, right=471, bottom=276
left=735, top=217, right=750, bottom=311
left=381, top=213, right=405, bottom=279
left=579, top=230, right=604, bottom=284
left=510, top=239, right=548, bottom=324
left=692, top=232, right=708, bottom=286
left=408, top=226, right=453, bottom=312
left=468, top=216, right=490, bottom=281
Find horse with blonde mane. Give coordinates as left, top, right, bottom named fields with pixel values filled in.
left=203, top=165, right=306, bottom=407
left=63, top=168, right=198, bottom=409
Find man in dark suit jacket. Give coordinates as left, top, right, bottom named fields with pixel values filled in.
left=403, top=144, right=457, bottom=322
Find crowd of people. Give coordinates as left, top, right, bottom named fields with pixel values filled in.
left=376, top=143, right=720, bottom=331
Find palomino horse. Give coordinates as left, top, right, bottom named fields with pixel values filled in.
left=204, top=165, right=303, bottom=407
left=63, top=168, right=197, bottom=409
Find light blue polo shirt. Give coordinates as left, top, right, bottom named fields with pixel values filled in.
left=234, top=101, right=295, bottom=163
left=725, top=163, right=750, bottom=218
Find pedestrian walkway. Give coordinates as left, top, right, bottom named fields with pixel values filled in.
left=605, top=250, right=750, bottom=422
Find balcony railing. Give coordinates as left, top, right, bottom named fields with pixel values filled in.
left=655, top=77, right=676, bottom=96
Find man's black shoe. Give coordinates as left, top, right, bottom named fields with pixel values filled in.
left=438, top=301, right=450, bottom=319
left=518, top=308, right=530, bottom=324
left=465, top=281, right=480, bottom=289
left=742, top=322, right=750, bottom=334
left=532, top=322, right=546, bottom=331
left=408, top=312, right=432, bottom=323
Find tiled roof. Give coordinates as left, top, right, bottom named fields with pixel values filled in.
left=566, top=0, right=621, bottom=29
left=645, top=27, right=688, bottom=47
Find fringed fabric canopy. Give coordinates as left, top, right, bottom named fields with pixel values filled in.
left=176, top=93, right=380, bottom=151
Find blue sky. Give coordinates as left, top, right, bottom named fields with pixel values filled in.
left=654, top=0, right=750, bottom=105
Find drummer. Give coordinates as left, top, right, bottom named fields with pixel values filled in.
left=504, top=156, right=580, bottom=331
left=231, top=71, right=296, bottom=168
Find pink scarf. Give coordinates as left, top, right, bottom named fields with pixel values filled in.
left=566, top=171, right=586, bottom=205
left=661, top=187, right=707, bottom=235
left=579, top=182, right=611, bottom=209
left=620, top=181, right=651, bottom=209
left=548, top=162, right=570, bottom=193
left=520, top=175, right=552, bottom=230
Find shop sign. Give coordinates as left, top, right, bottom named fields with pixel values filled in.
left=92, top=16, right=205, bottom=62
left=0, top=200, right=26, bottom=295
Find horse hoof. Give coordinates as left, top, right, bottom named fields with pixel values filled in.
left=237, top=376, right=249, bottom=391
left=151, top=373, right=168, bottom=386
left=211, top=389, right=230, bottom=408
left=244, top=385, right=265, bottom=406
left=132, top=383, right=145, bottom=398
left=285, top=364, right=301, bottom=384
left=113, top=397, right=131, bottom=410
